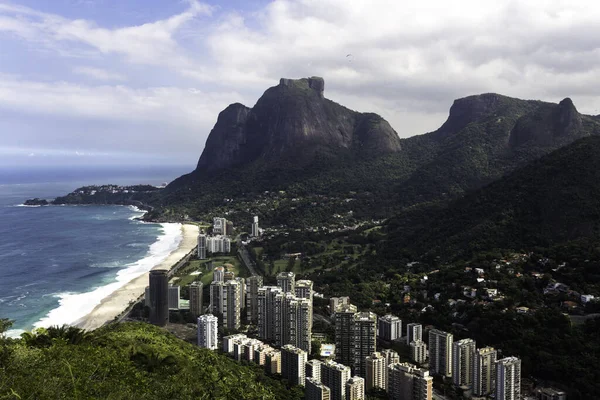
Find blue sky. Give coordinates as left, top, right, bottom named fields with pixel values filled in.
left=1, top=0, right=600, bottom=168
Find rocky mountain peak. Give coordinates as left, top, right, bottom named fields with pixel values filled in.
left=435, top=93, right=507, bottom=138
left=279, top=76, right=325, bottom=98
left=195, top=77, right=400, bottom=172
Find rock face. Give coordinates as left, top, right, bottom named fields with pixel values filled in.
left=508, top=97, right=584, bottom=148
left=195, top=77, right=401, bottom=172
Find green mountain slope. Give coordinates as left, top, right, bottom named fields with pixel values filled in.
left=0, top=322, right=301, bottom=400
left=385, top=135, right=600, bottom=259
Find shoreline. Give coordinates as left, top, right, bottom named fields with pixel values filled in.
left=74, top=223, right=199, bottom=331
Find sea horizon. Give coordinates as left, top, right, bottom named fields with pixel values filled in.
left=0, top=165, right=190, bottom=338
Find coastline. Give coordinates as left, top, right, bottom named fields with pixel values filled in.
left=74, top=223, right=199, bottom=331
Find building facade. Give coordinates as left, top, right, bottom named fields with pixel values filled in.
left=378, top=314, right=402, bottom=342
left=410, top=340, right=427, bottom=365
left=223, top=280, right=241, bottom=330
left=334, top=304, right=358, bottom=367
left=149, top=270, right=169, bottom=326
left=210, top=281, right=224, bottom=315
left=197, top=314, right=218, bottom=350
left=246, top=275, right=263, bottom=324
left=213, top=266, right=225, bottom=282
left=365, top=352, right=386, bottom=391
left=352, top=312, right=377, bottom=378
left=452, top=338, right=476, bottom=388
left=281, top=345, right=307, bottom=387
left=388, top=362, right=433, bottom=400
left=213, top=217, right=227, bottom=235
left=277, top=271, right=296, bottom=293
left=495, top=357, right=521, bottom=400
left=406, top=323, right=423, bottom=345
left=473, top=347, right=497, bottom=397
left=321, top=360, right=352, bottom=400
left=428, top=329, right=453, bottom=378
left=306, top=359, right=323, bottom=381
left=257, top=286, right=283, bottom=341
left=346, top=377, right=365, bottom=400
left=306, top=377, right=331, bottom=400
left=189, top=281, right=204, bottom=316
left=197, top=233, right=207, bottom=259
left=251, top=216, right=260, bottom=237
left=381, top=349, right=401, bottom=391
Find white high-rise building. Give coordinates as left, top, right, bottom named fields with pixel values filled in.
left=365, top=352, right=386, bottom=391
left=410, top=340, right=428, bottom=365
left=306, top=359, right=323, bottom=381
left=234, top=277, right=246, bottom=315
left=428, top=329, right=453, bottom=378
left=251, top=216, right=260, bottom=237
left=321, top=360, right=352, bottom=400
left=381, top=349, right=400, bottom=391
left=189, top=281, right=204, bottom=316
left=346, top=376, right=365, bottom=400
left=277, top=271, right=296, bottom=293
left=222, top=333, right=247, bottom=354
left=213, top=217, right=227, bottom=235
left=406, top=323, right=423, bottom=345
left=213, top=266, right=225, bottom=282
left=388, top=362, right=433, bottom=400
left=207, top=236, right=231, bottom=254
left=281, top=345, right=307, bottom=387
left=495, top=357, right=521, bottom=400
left=168, top=285, right=180, bottom=310
left=474, top=347, right=497, bottom=397
left=295, top=279, right=313, bottom=300
left=452, top=338, right=476, bottom=388
left=197, top=233, right=207, bottom=259
left=197, top=314, right=218, bottom=350
left=378, top=315, right=402, bottom=342
left=223, top=280, right=241, bottom=330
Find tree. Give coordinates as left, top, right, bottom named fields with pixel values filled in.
left=286, top=257, right=295, bottom=272
left=0, top=318, right=13, bottom=337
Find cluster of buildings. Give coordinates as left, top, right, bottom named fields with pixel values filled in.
left=197, top=217, right=233, bottom=259
left=197, top=216, right=261, bottom=259
left=193, top=273, right=526, bottom=400
left=377, top=318, right=521, bottom=400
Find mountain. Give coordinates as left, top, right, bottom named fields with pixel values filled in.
left=106, top=79, right=598, bottom=225
left=385, top=135, right=600, bottom=260
left=195, top=77, right=401, bottom=171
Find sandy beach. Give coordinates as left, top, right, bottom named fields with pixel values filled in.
left=75, top=223, right=199, bottom=331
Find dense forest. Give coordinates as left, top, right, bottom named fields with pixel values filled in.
left=0, top=321, right=302, bottom=400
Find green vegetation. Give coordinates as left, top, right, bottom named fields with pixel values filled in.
left=384, top=136, right=600, bottom=261
left=172, top=254, right=244, bottom=288
left=0, top=322, right=302, bottom=399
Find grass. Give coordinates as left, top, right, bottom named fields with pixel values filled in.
left=172, top=255, right=246, bottom=287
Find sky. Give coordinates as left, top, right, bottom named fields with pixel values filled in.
left=1, top=0, right=600, bottom=168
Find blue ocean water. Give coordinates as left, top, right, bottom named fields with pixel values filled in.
left=0, top=166, right=190, bottom=337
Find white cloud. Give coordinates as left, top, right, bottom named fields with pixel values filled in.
left=2, top=0, right=600, bottom=164
left=73, top=66, right=126, bottom=81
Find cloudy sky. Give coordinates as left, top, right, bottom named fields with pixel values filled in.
left=1, top=0, right=600, bottom=168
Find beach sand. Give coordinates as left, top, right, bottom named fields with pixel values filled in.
left=75, top=223, right=199, bottom=331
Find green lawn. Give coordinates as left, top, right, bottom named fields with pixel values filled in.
left=172, top=254, right=245, bottom=287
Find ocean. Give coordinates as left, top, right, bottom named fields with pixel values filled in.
left=0, top=166, right=190, bottom=337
